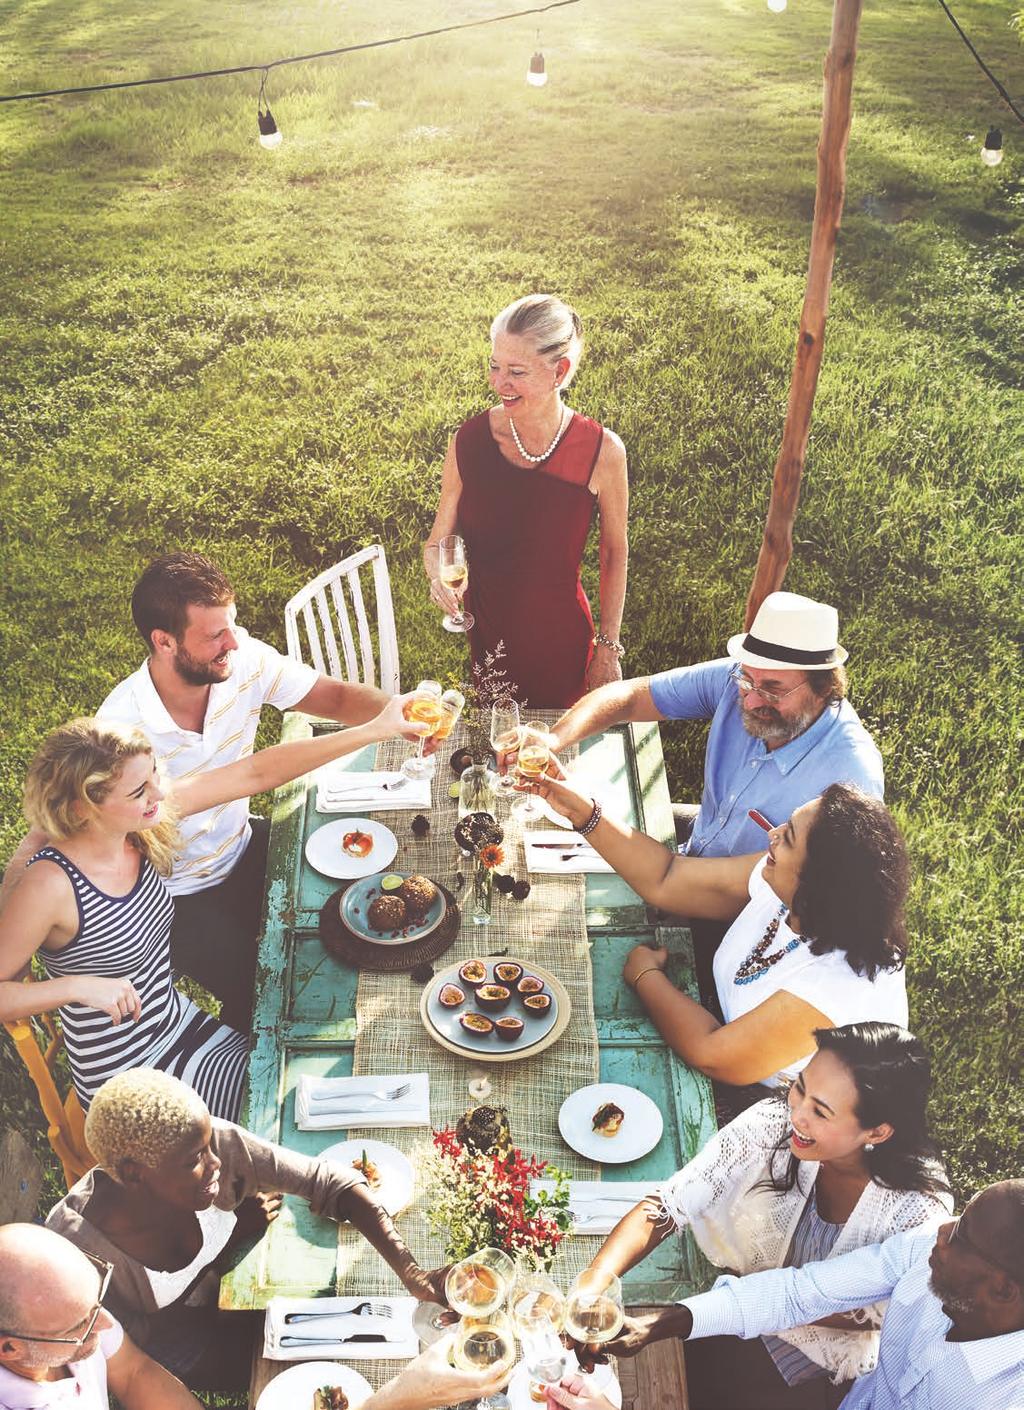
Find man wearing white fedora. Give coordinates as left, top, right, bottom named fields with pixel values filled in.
left=547, top=590, right=882, bottom=859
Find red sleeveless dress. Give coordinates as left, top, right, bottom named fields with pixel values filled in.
left=455, top=410, right=603, bottom=708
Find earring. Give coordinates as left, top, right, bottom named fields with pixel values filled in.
left=864, top=1143, right=875, bottom=1152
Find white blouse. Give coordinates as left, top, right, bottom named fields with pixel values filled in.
left=713, top=858, right=908, bottom=1086
left=144, top=1204, right=237, bottom=1308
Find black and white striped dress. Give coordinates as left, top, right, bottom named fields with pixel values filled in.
left=32, top=847, right=248, bottom=1119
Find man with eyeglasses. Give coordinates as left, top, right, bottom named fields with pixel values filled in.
left=0, top=1224, right=202, bottom=1408
left=594, top=1180, right=1024, bottom=1409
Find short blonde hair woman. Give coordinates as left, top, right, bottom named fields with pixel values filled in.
left=0, top=696, right=420, bottom=1118
left=424, top=293, right=629, bottom=708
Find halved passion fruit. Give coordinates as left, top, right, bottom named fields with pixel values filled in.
left=439, top=983, right=465, bottom=1008
left=523, top=992, right=552, bottom=1016
left=516, top=975, right=545, bottom=1002
left=494, top=962, right=524, bottom=987
left=476, top=983, right=511, bottom=1012
left=459, top=960, right=488, bottom=989
left=495, top=1016, right=525, bottom=1042
left=459, top=1012, right=494, bottom=1035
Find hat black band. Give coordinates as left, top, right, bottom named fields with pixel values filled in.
left=741, top=633, right=839, bottom=667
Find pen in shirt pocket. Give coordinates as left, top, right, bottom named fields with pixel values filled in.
left=748, top=808, right=775, bottom=832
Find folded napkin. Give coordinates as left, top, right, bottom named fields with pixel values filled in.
left=264, top=1295, right=419, bottom=1361
left=531, top=1178, right=662, bottom=1235
left=314, top=766, right=431, bottom=814
left=295, top=1073, right=430, bottom=1131
left=524, top=831, right=615, bottom=875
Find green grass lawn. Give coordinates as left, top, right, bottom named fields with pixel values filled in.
left=1, top=0, right=1021, bottom=1228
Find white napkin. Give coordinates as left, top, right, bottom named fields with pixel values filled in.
left=314, top=766, right=431, bottom=814
left=295, top=1073, right=430, bottom=1131
left=531, top=1178, right=662, bottom=1235
left=264, top=1295, right=419, bottom=1361
left=524, top=831, right=615, bottom=875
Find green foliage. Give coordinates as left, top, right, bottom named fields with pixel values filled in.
left=1, top=0, right=1021, bottom=1215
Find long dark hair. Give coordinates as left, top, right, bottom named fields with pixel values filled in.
left=763, top=1023, right=951, bottom=1197
left=794, top=783, right=909, bottom=979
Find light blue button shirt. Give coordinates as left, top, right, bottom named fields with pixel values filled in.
left=648, top=659, right=884, bottom=856
left=682, top=1228, right=1024, bottom=1410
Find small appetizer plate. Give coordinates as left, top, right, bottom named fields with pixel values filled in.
left=255, top=1361, right=372, bottom=1410
left=305, top=819, right=397, bottom=880
left=318, top=1138, right=414, bottom=1217
left=557, top=1083, right=664, bottom=1164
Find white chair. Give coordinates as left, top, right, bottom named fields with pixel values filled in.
left=284, top=545, right=400, bottom=695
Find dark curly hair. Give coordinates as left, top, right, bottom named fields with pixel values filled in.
left=793, top=783, right=908, bottom=978
left=763, top=1023, right=951, bottom=1198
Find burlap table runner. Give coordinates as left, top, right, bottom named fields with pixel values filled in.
left=335, top=718, right=603, bottom=1384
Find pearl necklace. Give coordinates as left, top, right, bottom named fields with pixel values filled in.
left=733, top=902, right=804, bottom=986
left=508, top=404, right=569, bottom=463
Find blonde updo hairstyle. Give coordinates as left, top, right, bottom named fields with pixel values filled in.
left=490, top=294, right=584, bottom=388
left=23, top=718, right=181, bottom=876
left=85, top=1068, right=209, bottom=1176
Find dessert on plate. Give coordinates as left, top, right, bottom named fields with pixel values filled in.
left=592, top=1102, right=625, bottom=1137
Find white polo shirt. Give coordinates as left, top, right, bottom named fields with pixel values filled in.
left=0, top=1320, right=123, bottom=1409
left=97, top=629, right=317, bottom=894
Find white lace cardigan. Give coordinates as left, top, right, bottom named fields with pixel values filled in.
left=659, top=1098, right=953, bottom=1383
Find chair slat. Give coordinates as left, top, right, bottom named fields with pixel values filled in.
left=329, top=576, right=361, bottom=682
left=283, top=544, right=400, bottom=696
left=314, top=588, right=343, bottom=679
left=300, top=601, right=327, bottom=675
left=347, top=570, right=376, bottom=688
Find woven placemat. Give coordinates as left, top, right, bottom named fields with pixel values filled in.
left=333, top=720, right=603, bottom=1387
left=319, top=882, right=461, bottom=973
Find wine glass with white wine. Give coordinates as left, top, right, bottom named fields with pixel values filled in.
left=512, top=721, right=551, bottom=821
left=564, top=1268, right=625, bottom=1352
left=445, top=1247, right=516, bottom=1317
left=401, top=679, right=444, bottom=780
left=509, top=1268, right=567, bottom=1404
left=439, top=533, right=475, bottom=633
left=490, top=701, right=522, bottom=795
left=453, top=1309, right=516, bottom=1410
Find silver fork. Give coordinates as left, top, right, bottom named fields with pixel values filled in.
left=327, top=776, right=408, bottom=794
left=308, top=1081, right=412, bottom=1105
left=284, top=1300, right=394, bottom=1323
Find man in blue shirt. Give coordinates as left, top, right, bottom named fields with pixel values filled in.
left=551, top=591, right=883, bottom=859
left=585, top=1180, right=1024, bottom=1410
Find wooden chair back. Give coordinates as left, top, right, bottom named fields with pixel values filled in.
left=284, top=545, right=400, bottom=695
left=2, top=1007, right=92, bottom=1190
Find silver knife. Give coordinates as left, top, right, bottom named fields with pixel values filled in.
left=279, top=1333, right=390, bottom=1347
left=533, top=841, right=594, bottom=850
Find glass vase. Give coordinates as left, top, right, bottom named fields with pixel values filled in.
left=459, top=762, right=497, bottom=819
left=473, top=859, right=494, bottom=925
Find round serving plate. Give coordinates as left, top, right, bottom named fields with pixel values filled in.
left=305, top=819, right=398, bottom=880
left=339, top=872, right=446, bottom=946
left=317, top=1138, right=414, bottom=1218
left=419, top=958, right=571, bottom=1064
left=557, top=1082, right=664, bottom=1164
left=255, top=1361, right=373, bottom=1410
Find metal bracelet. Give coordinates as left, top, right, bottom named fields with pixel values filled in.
left=592, top=632, right=625, bottom=658
left=577, top=798, right=602, bottom=835
left=630, top=965, right=663, bottom=990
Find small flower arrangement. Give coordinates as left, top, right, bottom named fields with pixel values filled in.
left=456, top=642, right=526, bottom=765
left=424, top=1124, right=572, bottom=1267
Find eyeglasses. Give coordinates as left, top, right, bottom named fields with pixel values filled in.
left=948, top=1216, right=1019, bottom=1282
left=0, top=1252, right=113, bottom=1345
left=729, top=667, right=807, bottom=707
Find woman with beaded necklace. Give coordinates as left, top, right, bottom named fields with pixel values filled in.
left=423, top=294, right=629, bottom=707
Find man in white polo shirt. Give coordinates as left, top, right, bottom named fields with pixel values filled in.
left=0, top=1224, right=201, bottom=1410
left=90, top=552, right=393, bottom=1027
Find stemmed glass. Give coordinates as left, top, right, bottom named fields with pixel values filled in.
left=509, top=1268, right=567, bottom=1402
left=563, top=1268, right=625, bottom=1347
left=490, top=701, right=522, bottom=795
left=452, top=1309, right=515, bottom=1410
left=439, top=534, right=474, bottom=633
left=412, top=1246, right=514, bottom=1349
left=401, top=680, right=444, bottom=780
left=511, top=721, right=550, bottom=821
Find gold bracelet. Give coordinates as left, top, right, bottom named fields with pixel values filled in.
left=630, top=965, right=663, bottom=989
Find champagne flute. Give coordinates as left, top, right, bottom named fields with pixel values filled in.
left=445, top=1247, right=516, bottom=1317
left=452, top=1310, right=515, bottom=1410
left=563, top=1268, right=625, bottom=1348
left=490, top=701, right=522, bottom=794
left=439, top=533, right=474, bottom=633
left=401, top=680, right=444, bottom=780
left=512, top=721, right=550, bottom=821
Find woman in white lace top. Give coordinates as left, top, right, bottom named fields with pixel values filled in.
left=571, top=1024, right=952, bottom=1410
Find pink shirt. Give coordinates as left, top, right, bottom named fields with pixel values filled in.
left=0, top=1322, right=123, bottom=1409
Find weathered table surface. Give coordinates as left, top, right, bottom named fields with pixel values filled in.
left=222, top=715, right=714, bottom=1405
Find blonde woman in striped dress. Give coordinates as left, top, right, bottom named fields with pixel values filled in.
left=0, top=700, right=420, bottom=1118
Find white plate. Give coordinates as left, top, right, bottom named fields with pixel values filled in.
left=305, top=819, right=397, bottom=880
left=256, top=1360, right=373, bottom=1410
left=318, top=1138, right=414, bottom=1216
left=557, top=1083, right=664, bottom=1164
left=507, top=1352, right=620, bottom=1409
left=424, top=959, right=558, bottom=1056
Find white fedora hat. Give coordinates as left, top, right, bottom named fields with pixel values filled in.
left=726, top=591, right=848, bottom=671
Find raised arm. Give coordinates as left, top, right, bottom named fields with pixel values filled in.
left=423, top=436, right=464, bottom=618
left=586, top=430, right=629, bottom=692
left=106, top=1331, right=204, bottom=1410
left=549, top=677, right=662, bottom=753
left=169, top=692, right=421, bottom=819
left=365, top=1334, right=510, bottom=1410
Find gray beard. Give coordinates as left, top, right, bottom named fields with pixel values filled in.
left=742, top=705, right=819, bottom=745
left=928, top=1271, right=979, bottom=1315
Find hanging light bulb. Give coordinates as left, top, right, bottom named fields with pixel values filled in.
left=767, top=0, right=788, bottom=11
left=527, top=50, right=547, bottom=86
left=257, top=69, right=282, bottom=150
left=980, top=127, right=1003, bottom=167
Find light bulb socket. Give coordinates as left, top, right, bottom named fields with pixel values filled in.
left=529, top=51, right=546, bottom=76
left=982, top=127, right=1003, bottom=154
left=257, top=106, right=279, bottom=139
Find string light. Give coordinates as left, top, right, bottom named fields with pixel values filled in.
left=980, top=127, right=1003, bottom=166
left=767, top=0, right=788, bottom=13
left=257, top=70, right=282, bottom=150
left=527, top=28, right=548, bottom=85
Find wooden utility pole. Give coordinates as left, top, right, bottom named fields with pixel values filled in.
left=745, top=0, right=864, bottom=627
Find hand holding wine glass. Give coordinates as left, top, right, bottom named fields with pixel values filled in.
left=563, top=1269, right=625, bottom=1365
left=490, top=701, right=522, bottom=794
left=453, top=1309, right=516, bottom=1410
left=401, top=681, right=444, bottom=780
left=445, top=1247, right=516, bottom=1316
left=512, top=721, right=553, bottom=821
left=439, top=533, right=474, bottom=633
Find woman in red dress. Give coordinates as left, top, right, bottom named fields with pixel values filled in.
left=423, top=295, right=629, bottom=709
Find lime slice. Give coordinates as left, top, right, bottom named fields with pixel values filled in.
left=380, top=873, right=404, bottom=892
left=448, top=780, right=462, bottom=799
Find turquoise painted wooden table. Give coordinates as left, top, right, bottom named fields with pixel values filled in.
left=220, top=715, right=717, bottom=1315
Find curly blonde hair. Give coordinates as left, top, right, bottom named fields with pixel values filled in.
left=85, top=1068, right=209, bottom=1174
left=23, top=718, right=181, bottom=876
